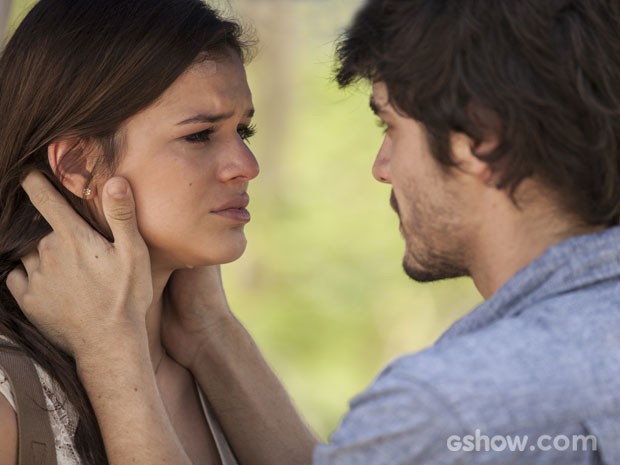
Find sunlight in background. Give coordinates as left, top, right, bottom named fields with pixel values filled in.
left=7, top=0, right=482, bottom=438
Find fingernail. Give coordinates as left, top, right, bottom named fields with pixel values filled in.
left=106, top=178, right=127, bottom=199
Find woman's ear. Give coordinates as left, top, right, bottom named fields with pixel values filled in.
left=47, top=138, right=99, bottom=199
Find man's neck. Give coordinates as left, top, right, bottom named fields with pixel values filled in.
left=468, top=190, right=603, bottom=299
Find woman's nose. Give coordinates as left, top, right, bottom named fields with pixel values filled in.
left=218, top=139, right=260, bottom=183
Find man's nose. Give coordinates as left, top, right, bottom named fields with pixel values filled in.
left=372, top=138, right=391, bottom=184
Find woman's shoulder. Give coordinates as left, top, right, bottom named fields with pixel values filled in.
left=0, top=364, right=16, bottom=410
left=0, top=336, right=20, bottom=410
left=0, top=339, right=23, bottom=465
left=0, top=383, right=18, bottom=465
left=0, top=337, right=82, bottom=465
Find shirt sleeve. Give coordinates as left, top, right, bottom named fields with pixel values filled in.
left=312, top=356, right=603, bottom=465
left=313, top=365, right=468, bottom=465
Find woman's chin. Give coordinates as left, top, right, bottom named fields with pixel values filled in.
left=149, top=231, right=249, bottom=270
left=184, top=240, right=247, bottom=268
left=213, top=247, right=246, bottom=266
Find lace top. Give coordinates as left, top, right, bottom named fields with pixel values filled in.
left=0, top=354, right=238, bottom=465
left=0, top=362, right=81, bottom=464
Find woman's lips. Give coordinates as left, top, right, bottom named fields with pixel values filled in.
left=211, top=194, right=251, bottom=223
left=212, top=208, right=251, bottom=223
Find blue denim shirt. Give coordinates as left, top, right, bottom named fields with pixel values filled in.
left=314, top=227, right=620, bottom=465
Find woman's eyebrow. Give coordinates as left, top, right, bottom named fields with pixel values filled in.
left=177, top=111, right=235, bottom=125
left=177, top=108, right=255, bottom=125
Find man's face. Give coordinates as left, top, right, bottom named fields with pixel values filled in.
left=371, top=82, right=470, bottom=282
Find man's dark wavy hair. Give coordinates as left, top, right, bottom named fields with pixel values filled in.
left=337, top=0, right=620, bottom=226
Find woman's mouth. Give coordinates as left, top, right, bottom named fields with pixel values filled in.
left=211, top=194, right=251, bottom=223
left=212, top=207, right=251, bottom=223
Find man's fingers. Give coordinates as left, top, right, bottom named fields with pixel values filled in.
left=6, top=267, right=28, bottom=307
left=101, top=177, right=141, bottom=250
left=21, top=171, right=86, bottom=235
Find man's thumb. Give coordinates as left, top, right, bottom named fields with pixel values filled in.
left=102, top=177, right=139, bottom=245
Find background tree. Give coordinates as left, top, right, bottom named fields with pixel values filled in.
left=0, top=0, right=12, bottom=43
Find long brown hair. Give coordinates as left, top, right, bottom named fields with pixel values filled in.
left=0, top=0, right=249, bottom=463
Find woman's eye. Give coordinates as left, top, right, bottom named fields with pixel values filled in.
left=238, top=124, right=257, bottom=141
left=185, top=128, right=214, bottom=143
left=184, top=124, right=256, bottom=145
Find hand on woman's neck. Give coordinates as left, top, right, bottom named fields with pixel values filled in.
left=146, top=264, right=175, bottom=374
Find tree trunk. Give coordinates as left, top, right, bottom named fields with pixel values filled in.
left=232, top=0, right=297, bottom=203
left=0, top=0, right=12, bottom=43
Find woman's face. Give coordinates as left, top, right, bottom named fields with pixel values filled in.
left=95, top=52, right=259, bottom=270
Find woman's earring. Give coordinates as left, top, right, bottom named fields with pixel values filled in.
left=82, top=187, right=92, bottom=199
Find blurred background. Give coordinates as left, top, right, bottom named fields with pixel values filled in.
left=3, top=0, right=482, bottom=439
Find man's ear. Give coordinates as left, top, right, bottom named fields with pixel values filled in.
left=48, top=138, right=99, bottom=199
left=450, top=131, right=501, bottom=187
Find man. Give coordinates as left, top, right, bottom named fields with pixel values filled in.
left=8, top=0, right=620, bottom=464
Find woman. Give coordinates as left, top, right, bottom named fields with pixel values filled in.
left=0, top=0, right=261, bottom=463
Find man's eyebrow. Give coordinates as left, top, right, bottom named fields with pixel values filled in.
left=177, top=108, right=255, bottom=126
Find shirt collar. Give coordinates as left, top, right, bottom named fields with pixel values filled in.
left=437, top=226, right=620, bottom=342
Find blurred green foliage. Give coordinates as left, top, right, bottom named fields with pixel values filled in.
left=7, top=0, right=482, bottom=439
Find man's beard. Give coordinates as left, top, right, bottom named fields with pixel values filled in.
left=391, top=191, right=468, bottom=282
left=402, top=249, right=468, bottom=282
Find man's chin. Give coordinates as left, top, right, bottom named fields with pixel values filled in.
left=403, top=255, right=467, bottom=283
left=403, top=260, right=442, bottom=282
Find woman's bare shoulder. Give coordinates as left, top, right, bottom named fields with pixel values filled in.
left=0, top=390, right=17, bottom=465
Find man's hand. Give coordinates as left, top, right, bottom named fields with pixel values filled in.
left=162, top=265, right=232, bottom=370
left=6, top=172, right=192, bottom=465
left=6, top=171, right=153, bottom=361
left=163, top=266, right=320, bottom=465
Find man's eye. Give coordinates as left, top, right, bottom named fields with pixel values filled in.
left=376, top=119, right=388, bottom=134
left=238, top=124, right=257, bottom=141
left=185, top=128, right=214, bottom=143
